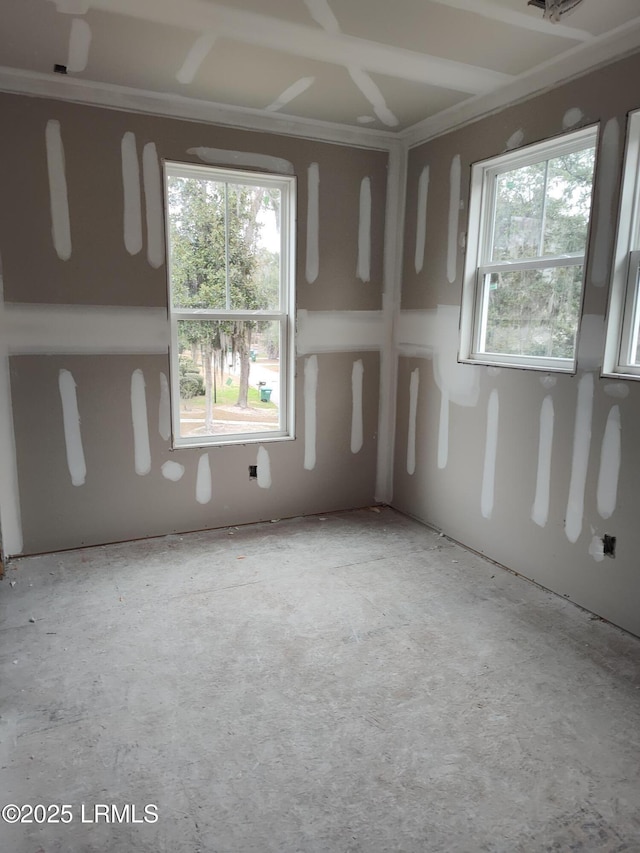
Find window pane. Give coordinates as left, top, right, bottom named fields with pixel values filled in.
left=167, top=176, right=281, bottom=311
left=482, top=266, right=583, bottom=359
left=543, top=148, right=595, bottom=256
left=176, top=319, right=282, bottom=439
left=491, top=163, right=546, bottom=261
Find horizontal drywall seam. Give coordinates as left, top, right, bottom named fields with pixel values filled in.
left=0, top=67, right=396, bottom=153
left=402, top=21, right=640, bottom=149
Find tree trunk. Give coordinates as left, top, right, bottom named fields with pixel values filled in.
left=235, top=328, right=252, bottom=409
left=203, top=342, right=214, bottom=431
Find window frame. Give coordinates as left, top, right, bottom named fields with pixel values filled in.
left=603, top=109, right=640, bottom=379
left=459, top=125, right=599, bottom=373
left=164, top=161, right=296, bottom=449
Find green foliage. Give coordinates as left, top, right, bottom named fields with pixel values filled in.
left=178, top=356, right=204, bottom=399
left=485, top=147, right=595, bottom=359
left=167, top=174, right=281, bottom=411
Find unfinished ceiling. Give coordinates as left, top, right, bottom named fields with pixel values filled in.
left=1, top=0, right=640, bottom=140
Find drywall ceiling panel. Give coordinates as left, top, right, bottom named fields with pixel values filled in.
left=78, top=11, right=199, bottom=95
left=0, top=0, right=69, bottom=76
left=1, top=0, right=639, bottom=139
left=331, top=0, right=583, bottom=75
left=186, top=40, right=341, bottom=114
left=205, top=0, right=317, bottom=27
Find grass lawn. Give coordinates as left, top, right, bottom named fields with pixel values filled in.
left=181, top=381, right=276, bottom=409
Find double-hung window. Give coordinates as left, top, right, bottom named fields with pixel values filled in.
left=603, top=109, right=640, bottom=378
left=164, top=162, right=295, bottom=447
left=459, top=126, right=598, bottom=371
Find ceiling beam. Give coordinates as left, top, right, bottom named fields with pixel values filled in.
left=427, top=0, right=593, bottom=41
left=79, top=0, right=513, bottom=95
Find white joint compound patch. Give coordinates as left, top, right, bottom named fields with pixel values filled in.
left=604, top=383, right=629, bottom=399
left=397, top=306, right=480, bottom=408
left=303, top=0, right=340, bottom=33
left=589, top=534, right=605, bottom=562
left=563, top=107, right=584, bottom=129
left=177, top=33, right=216, bottom=85
left=257, top=445, right=272, bottom=488
left=447, top=155, right=461, bottom=284
left=196, top=453, right=212, bottom=503
left=481, top=389, right=499, bottom=519
left=506, top=129, right=524, bottom=151
left=407, top=368, right=419, bottom=476
left=438, top=390, right=449, bottom=470
left=347, top=66, right=398, bottom=128
left=142, top=142, right=164, bottom=269
left=121, top=131, right=143, bottom=256
left=266, top=77, right=315, bottom=113
left=540, top=375, right=557, bottom=390
left=161, top=460, right=184, bottom=482
left=415, top=165, right=429, bottom=275
left=577, top=314, right=604, bottom=370
left=67, top=18, right=91, bottom=72
left=188, top=147, right=294, bottom=175
left=565, top=373, right=594, bottom=543
left=46, top=119, right=72, bottom=261
left=592, top=118, right=620, bottom=287
left=351, top=359, right=364, bottom=454
left=597, top=405, right=621, bottom=519
left=357, top=177, right=372, bottom=283
left=304, top=355, right=318, bottom=471
left=58, top=369, right=86, bottom=487
left=532, top=395, right=554, bottom=527
left=306, top=163, right=320, bottom=283
left=131, top=369, right=151, bottom=476
left=159, top=372, right=171, bottom=440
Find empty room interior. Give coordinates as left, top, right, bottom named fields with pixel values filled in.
left=2, top=1, right=640, bottom=850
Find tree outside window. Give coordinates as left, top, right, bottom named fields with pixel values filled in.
left=165, top=163, right=295, bottom=446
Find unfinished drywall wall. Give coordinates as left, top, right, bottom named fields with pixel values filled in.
left=393, top=50, right=640, bottom=638
left=0, top=93, right=386, bottom=555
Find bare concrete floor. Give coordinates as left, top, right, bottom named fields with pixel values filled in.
left=1, top=507, right=639, bottom=853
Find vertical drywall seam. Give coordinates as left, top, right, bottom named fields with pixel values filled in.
left=351, top=359, right=364, bottom=454
left=565, top=372, right=594, bottom=543
left=306, top=163, right=320, bottom=283
left=257, top=446, right=272, bottom=488
left=143, top=142, right=165, bottom=269
left=357, top=177, right=372, bottom=282
left=196, top=452, right=212, bottom=503
left=415, top=165, right=429, bottom=274
left=131, top=369, right=151, bottom=476
left=45, top=119, right=72, bottom=261
left=304, top=355, right=318, bottom=471
left=158, top=372, right=171, bottom=440
left=375, top=141, right=407, bottom=503
left=447, top=154, right=461, bottom=284
left=67, top=18, right=91, bottom=73
left=532, top=395, right=554, bottom=527
left=597, top=405, right=621, bottom=519
left=58, top=369, right=87, bottom=486
left=121, top=131, right=143, bottom=256
left=0, top=263, right=23, bottom=556
left=481, top=389, right=499, bottom=519
left=407, top=368, right=419, bottom=475
left=437, top=391, right=449, bottom=470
